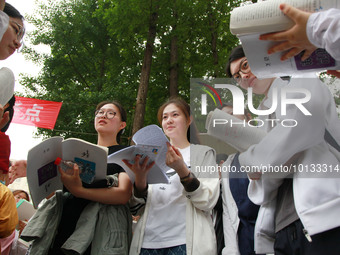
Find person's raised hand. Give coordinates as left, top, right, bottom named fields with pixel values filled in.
left=8, top=160, right=27, bottom=184
left=165, top=142, right=189, bottom=178
left=260, top=4, right=317, bottom=61
left=58, top=163, right=83, bottom=196
left=123, top=155, right=155, bottom=191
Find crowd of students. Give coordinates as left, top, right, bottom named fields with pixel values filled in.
left=0, top=1, right=27, bottom=255
left=1, top=1, right=340, bottom=255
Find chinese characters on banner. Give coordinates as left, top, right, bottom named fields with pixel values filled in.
left=12, top=96, right=62, bottom=129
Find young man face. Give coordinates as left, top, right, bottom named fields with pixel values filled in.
left=230, top=57, right=275, bottom=96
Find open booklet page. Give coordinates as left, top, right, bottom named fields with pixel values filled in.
left=230, top=0, right=340, bottom=78
left=27, top=137, right=63, bottom=208
left=61, top=138, right=108, bottom=183
left=206, top=109, right=266, bottom=152
left=108, top=125, right=170, bottom=184
left=230, top=0, right=338, bottom=35
left=27, top=137, right=108, bottom=208
left=239, top=34, right=340, bottom=78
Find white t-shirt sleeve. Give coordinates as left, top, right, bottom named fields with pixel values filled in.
left=0, top=11, right=9, bottom=41
left=307, top=9, right=340, bottom=60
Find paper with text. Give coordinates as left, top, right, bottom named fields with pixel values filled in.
left=27, top=137, right=108, bottom=208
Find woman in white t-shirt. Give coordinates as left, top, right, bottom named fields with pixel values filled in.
left=126, top=97, right=220, bottom=255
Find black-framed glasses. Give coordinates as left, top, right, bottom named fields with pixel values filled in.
left=95, top=109, right=117, bottom=119
left=232, top=58, right=251, bottom=83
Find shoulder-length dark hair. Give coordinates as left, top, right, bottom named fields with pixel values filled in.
left=157, top=97, right=201, bottom=145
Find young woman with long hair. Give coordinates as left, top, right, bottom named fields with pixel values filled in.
left=126, top=97, right=220, bottom=255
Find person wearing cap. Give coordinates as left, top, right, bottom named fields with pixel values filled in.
left=0, top=1, right=24, bottom=184
left=0, top=0, right=25, bottom=183
left=0, top=3, right=25, bottom=253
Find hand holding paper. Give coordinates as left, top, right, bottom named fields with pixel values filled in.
left=108, top=125, right=170, bottom=184
left=165, top=142, right=189, bottom=178
left=123, top=155, right=155, bottom=191
left=58, top=163, right=83, bottom=197
left=260, top=4, right=316, bottom=61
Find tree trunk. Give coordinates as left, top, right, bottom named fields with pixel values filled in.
left=131, top=2, right=158, bottom=139
left=169, top=34, right=178, bottom=97
left=169, top=1, right=178, bottom=97
left=208, top=3, right=219, bottom=77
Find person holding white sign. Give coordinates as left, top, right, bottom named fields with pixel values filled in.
left=226, top=45, right=340, bottom=255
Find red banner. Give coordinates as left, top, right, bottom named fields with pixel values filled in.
left=12, top=96, right=62, bottom=129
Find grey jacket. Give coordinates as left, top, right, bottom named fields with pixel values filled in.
left=21, top=191, right=132, bottom=255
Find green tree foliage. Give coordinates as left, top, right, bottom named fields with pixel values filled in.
left=22, top=0, right=242, bottom=143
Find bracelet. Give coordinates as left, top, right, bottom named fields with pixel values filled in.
left=180, top=171, right=191, bottom=182
left=180, top=172, right=200, bottom=192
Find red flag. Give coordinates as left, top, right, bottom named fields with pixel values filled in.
left=12, top=96, right=62, bottom=129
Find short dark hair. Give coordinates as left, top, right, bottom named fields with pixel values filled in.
left=3, top=3, right=23, bottom=20
left=96, top=100, right=127, bottom=143
left=225, top=45, right=245, bottom=78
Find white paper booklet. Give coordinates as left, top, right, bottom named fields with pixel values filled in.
left=230, top=0, right=340, bottom=78
left=16, top=199, right=37, bottom=221
left=240, top=34, right=340, bottom=78
left=230, top=0, right=339, bottom=35
left=108, top=125, right=170, bottom=184
left=205, top=109, right=266, bottom=152
left=27, top=137, right=108, bottom=208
